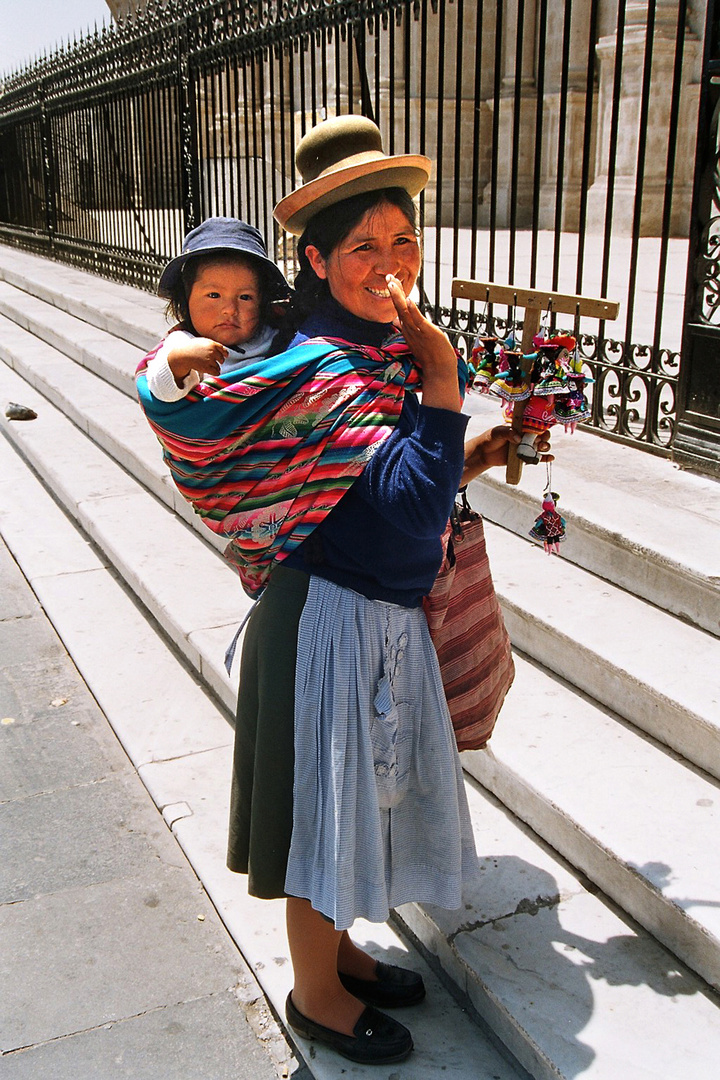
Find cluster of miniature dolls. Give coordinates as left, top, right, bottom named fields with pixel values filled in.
left=469, top=330, right=592, bottom=463
left=468, top=328, right=589, bottom=554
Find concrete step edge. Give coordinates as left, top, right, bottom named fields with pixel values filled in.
left=498, top=591, right=720, bottom=782
left=483, top=516, right=720, bottom=779
left=0, top=248, right=162, bottom=350
left=0, top=286, right=142, bottom=398
left=470, top=469, right=720, bottom=639
left=463, top=737, right=720, bottom=993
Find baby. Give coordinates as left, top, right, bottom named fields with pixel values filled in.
left=146, top=217, right=290, bottom=402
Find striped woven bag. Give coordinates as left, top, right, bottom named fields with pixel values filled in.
left=423, top=489, right=515, bottom=751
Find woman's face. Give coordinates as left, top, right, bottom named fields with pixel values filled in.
left=186, top=257, right=262, bottom=347
left=304, top=201, right=421, bottom=323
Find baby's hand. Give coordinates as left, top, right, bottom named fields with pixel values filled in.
left=168, top=338, right=228, bottom=383
left=183, top=337, right=228, bottom=376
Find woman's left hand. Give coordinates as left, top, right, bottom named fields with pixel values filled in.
left=386, top=275, right=461, bottom=412
left=461, top=426, right=554, bottom=485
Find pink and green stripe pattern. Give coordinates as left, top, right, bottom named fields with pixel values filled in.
left=136, top=336, right=420, bottom=596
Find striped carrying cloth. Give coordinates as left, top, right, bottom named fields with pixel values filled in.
left=136, top=335, right=421, bottom=596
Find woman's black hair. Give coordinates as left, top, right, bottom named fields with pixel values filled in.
left=165, top=251, right=288, bottom=331
left=285, top=187, right=419, bottom=328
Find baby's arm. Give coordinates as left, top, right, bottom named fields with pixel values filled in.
left=145, top=330, right=228, bottom=402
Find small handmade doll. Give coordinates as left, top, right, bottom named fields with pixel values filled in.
left=553, top=349, right=592, bottom=433
left=492, top=348, right=532, bottom=405
left=470, top=335, right=500, bottom=393
left=529, top=488, right=566, bottom=555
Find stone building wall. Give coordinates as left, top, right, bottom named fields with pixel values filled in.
left=106, top=0, right=707, bottom=237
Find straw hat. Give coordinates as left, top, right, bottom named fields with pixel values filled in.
left=273, top=115, right=432, bottom=236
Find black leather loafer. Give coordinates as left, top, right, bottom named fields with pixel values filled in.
left=285, top=992, right=413, bottom=1064
left=339, top=961, right=426, bottom=1008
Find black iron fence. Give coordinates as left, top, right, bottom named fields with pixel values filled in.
left=0, top=0, right=708, bottom=453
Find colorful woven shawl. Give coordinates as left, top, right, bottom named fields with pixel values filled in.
left=136, top=336, right=421, bottom=596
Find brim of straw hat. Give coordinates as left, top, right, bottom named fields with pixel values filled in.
left=273, top=154, right=432, bottom=236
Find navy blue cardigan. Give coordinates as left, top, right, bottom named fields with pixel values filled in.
left=282, top=297, right=469, bottom=607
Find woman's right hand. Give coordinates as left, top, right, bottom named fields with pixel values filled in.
left=167, top=338, right=228, bottom=386
left=386, top=275, right=461, bottom=413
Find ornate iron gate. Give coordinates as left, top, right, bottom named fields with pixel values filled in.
left=676, top=0, right=720, bottom=475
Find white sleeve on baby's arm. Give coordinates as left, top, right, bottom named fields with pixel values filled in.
left=145, top=330, right=201, bottom=402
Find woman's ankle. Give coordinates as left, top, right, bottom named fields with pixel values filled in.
left=337, top=932, right=379, bottom=981
left=290, top=984, right=365, bottom=1035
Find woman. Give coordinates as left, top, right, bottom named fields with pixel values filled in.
left=225, top=116, right=534, bottom=1065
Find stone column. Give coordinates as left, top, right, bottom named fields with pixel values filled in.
left=536, top=2, right=599, bottom=231
left=480, top=0, right=539, bottom=227
left=412, top=0, right=496, bottom=227
left=586, top=0, right=702, bottom=236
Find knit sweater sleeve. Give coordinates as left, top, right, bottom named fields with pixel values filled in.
left=355, top=402, right=469, bottom=539
left=145, top=330, right=201, bottom=401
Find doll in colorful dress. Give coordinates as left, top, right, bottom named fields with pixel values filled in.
left=470, top=335, right=500, bottom=392
left=529, top=489, right=566, bottom=554
left=553, top=349, right=592, bottom=433
left=512, top=334, right=573, bottom=462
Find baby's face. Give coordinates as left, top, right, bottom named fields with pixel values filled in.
left=187, top=258, right=262, bottom=347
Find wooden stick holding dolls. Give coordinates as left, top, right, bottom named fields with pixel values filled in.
left=452, top=280, right=620, bottom=552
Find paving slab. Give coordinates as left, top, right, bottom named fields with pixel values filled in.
left=1, top=776, right=182, bottom=904
left=1, top=993, right=284, bottom=1080
left=0, top=533, right=291, bottom=1080
left=1, top=867, right=244, bottom=1048
left=0, top=709, right=123, bottom=803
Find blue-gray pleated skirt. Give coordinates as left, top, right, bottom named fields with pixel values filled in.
left=227, top=565, right=477, bottom=930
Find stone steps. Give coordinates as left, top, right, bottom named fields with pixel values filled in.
left=0, top=434, right=521, bottom=1080
left=3, top=417, right=720, bottom=1080
left=2, top=243, right=720, bottom=1078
